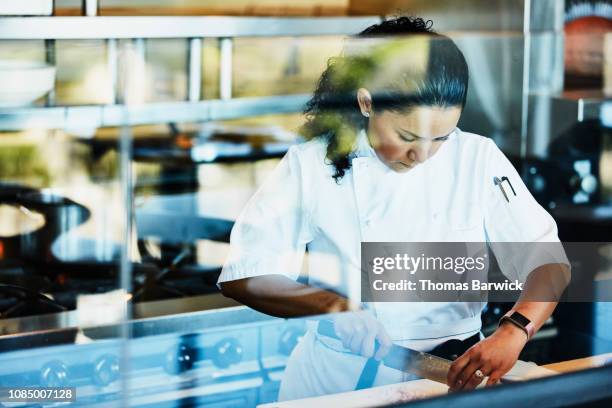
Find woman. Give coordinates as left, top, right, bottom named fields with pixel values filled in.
left=218, top=16, right=569, bottom=401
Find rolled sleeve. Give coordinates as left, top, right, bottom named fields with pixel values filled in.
left=217, top=146, right=313, bottom=286
left=483, top=139, right=569, bottom=282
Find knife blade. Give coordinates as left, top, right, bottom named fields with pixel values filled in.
left=317, top=320, right=452, bottom=385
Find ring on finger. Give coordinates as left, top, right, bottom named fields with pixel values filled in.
left=474, top=369, right=484, bottom=379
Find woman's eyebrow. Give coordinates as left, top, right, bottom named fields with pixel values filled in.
left=398, top=128, right=454, bottom=140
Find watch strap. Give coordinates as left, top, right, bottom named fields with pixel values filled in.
left=499, top=310, right=535, bottom=340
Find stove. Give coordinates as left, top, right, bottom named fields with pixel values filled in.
left=0, top=311, right=306, bottom=407
left=0, top=183, right=231, bottom=320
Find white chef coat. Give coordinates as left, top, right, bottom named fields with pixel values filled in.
left=217, top=127, right=568, bottom=400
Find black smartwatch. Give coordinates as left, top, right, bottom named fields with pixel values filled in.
left=499, top=310, right=534, bottom=340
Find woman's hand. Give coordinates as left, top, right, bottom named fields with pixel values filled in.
left=447, top=323, right=528, bottom=391
left=333, top=310, right=392, bottom=361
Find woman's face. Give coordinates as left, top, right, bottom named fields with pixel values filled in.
left=366, top=105, right=462, bottom=172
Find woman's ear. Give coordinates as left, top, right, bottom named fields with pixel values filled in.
left=357, top=88, right=373, bottom=117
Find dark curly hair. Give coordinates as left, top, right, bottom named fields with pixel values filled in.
left=301, top=16, right=469, bottom=182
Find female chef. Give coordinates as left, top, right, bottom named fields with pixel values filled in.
left=218, top=16, right=569, bottom=400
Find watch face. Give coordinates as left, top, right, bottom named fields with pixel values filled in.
left=511, top=312, right=531, bottom=327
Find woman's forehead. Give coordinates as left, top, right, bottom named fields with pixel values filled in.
left=382, top=106, right=461, bottom=137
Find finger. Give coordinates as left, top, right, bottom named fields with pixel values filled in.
left=338, top=325, right=352, bottom=350
left=338, top=322, right=356, bottom=351
left=447, top=354, right=471, bottom=388
left=374, top=329, right=392, bottom=361
left=486, top=370, right=503, bottom=386
left=349, top=325, right=366, bottom=354
left=456, top=361, right=484, bottom=391
left=360, top=331, right=376, bottom=358
left=486, top=368, right=505, bottom=386
left=464, top=366, right=488, bottom=390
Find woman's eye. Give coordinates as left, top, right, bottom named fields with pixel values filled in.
left=399, top=135, right=416, bottom=142
left=399, top=134, right=449, bottom=142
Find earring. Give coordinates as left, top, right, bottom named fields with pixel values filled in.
left=363, top=111, right=370, bottom=118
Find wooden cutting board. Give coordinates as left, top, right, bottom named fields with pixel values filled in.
left=259, top=354, right=612, bottom=408
left=543, top=352, right=612, bottom=373
left=258, top=360, right=561, bottom=408
left=258, top=379, right=448, bottom=408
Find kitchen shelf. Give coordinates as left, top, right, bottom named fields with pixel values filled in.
left=0, top=94, right=310, bottom=131
left=0, top=16, right=379, bottom=130
left=0, top=16, right=379, bottom=40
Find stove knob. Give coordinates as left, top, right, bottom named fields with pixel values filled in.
left=164, top=344, right=196, bottom=375
left=579, top=174, right=598, bottom=195
left=40, top=360, right=69, bottom=388
left=211, top=338, right=242, bottom=369
left=278, top=327, right=305, bottom=356
left=93, top=354, right=120, bottom=386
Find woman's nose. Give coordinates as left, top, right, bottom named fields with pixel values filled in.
left=408, top=142, right=431, bottom=163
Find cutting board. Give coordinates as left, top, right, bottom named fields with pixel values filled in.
left=544, top=352, right=612, bottom=373
left=258, top=379, right=448, bottom=408
left=258, top=360, right=559, bottom=408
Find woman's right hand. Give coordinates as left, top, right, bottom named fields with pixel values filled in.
left=333, top=310, right=392, bottom=361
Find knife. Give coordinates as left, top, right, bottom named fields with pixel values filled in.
left=317, top=320, right=452, bottom=385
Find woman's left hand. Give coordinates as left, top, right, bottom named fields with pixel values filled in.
left=447, top=323, right=528, bottom=391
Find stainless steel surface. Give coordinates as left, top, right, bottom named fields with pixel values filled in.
left=529, top=0, right=565, bottom=32
left=0, top=16, right=380, bottom=40
left=389, top=0, right=524, bottom=31
left=136, top=193, right=235, bottom=243
left=531, top=90, right=606, bottom=159
left=522, top=0, right=565, bottom=158
left=107, top=38, right=118, bottom=104
left=602, top=100, right=612, bottom=127
left=82, top=0, right=98, bottom=17
left=44, top=39, right=56, bottom=106
left=126, top=37, right=146, bottom=105
left=119, top=108, right=133, bottom=305
left=0, top=296, right=254, bottom=339
left=188, top=38, right=202, bottom=102
left=0, top=312, right=304, bottom=406
left=550, top=90, right=606, bottom=130
left=0, top=0, right=53, bottom=16
left=0, top=94, right=310, bottom=130
left=523, top=0, right=565, bottom=158
left=219, top=38, right=233, bottom=101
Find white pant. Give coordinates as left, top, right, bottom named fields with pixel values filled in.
left=278, top=330, right=410, bottom=401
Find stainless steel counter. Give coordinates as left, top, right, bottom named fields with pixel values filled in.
left=0, top=294, right=280, bottom=348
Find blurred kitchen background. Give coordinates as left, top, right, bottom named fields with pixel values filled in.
left=0, top=0, right=611, bottom=407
